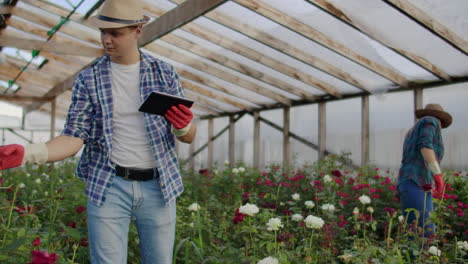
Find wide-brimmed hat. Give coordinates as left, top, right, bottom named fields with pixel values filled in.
left=89, top=0, right=150, bottom=29
left=415, top=103, right=452, bottom=128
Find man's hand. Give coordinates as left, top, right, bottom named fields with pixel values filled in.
left=433, top=174, right=445, bottom=198
left=164, top=104, right=193, bottom=130
left=0, top=144, right=25, bottom=170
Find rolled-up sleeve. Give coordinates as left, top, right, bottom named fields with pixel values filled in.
left=416, top=119, right=437, bottom=150
left=61, top=74, right=93, bottom=142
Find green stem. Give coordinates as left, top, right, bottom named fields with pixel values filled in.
left=387, top=217, right=393, bottom=248
left=1, top=186, right=18, bottom=248
left=47, top=200, right=60, bottom=251
left=274, top=230, right=277, bottom=254
left=196, top=211, right=203, bottom=255
left=70, top=243, right=78, bottom=263
left=309, top=231, right=314, bottom=249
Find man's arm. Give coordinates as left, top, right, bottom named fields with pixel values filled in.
left=46, top=135, right=84, bottom=162
left=176, top=122, right=196, bottom=144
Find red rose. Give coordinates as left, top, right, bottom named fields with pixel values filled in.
left=79, top=238, right=88, bottom=247
left=422, top=184, right=432, bottom=191
left=331, top=170, right=342, bottom=177
left=67, top=222, right=77, bottom=229
left=28, top=250, right=59, bottom=264
left=75, top=205, right=86, bottom=214
left=32, top=237, right=41, bottom=247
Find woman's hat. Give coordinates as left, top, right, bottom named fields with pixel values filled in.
left=415, top=103, right=452, bottom=128
left=89, top=0, right=150, bottom=29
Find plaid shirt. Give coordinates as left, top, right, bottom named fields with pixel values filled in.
left=397, top=116, right=444, bottom=187
left=62, top=52, right=184, bottom=206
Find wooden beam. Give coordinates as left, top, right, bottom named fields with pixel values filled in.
left=177, top=69, right=264, bottom=106
left=384, top=0, right=468, bottom=55
left=0, top=94, right=54, bottom=102
left=185, top=90, right=232, bottom=113
left=189, top=136, right=195, bottom=171
left=253, top=111, right=260, bottom=168
left=207, top=118, right=214, bottom=168
left=235, top=0, right=410, bottom=87
left=6, top=128, right=33, bottom=144
left=414, top=88, right=423, bottom=123
left=180, top=79, right=251, bottom=111
left=229, top=115, right=235, bottom=166
left=50, top=98, right=56, bottom=139
left=143, top=2, right=344, bottom=96
left=283, top=106, right=290, bottom=168
left=139, top=0, right=228, bottom=46
left=184, top=113, right=245, bottom=163
left=171, top=0, right=370, bottom=92
left=361, top=95, right=369, bottom=166
left=146, top=41, right=292, bottom=105
left=0, top=6, right=12, bottom=14
left=318, top=102, right=326, bottom=160
left=191, top=104, right=220, bottom=116
left=162, top=34, right=323, bottom=99
left=305, top=0, right=451, bottom=81
left=0, top=35, right=104, bottom=57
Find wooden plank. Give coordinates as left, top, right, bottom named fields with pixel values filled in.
left=207, top=118, right=214, bottom=167
left=361, top=95, right=369, bottom=166
left=146, top=41, right=292, bottom=105
left=171, top=0, right=370, bottom=92
left=0, top=94, right=54, bottom=102
left=229, top=115, right=235, bottom=166
left=162, top=34, right=322, bottom=99
left=0, top=35, right=104, bottom=57
left=283, top=106, right=290, bottom=168
left=191, top=104, right=220, bottom=116
left=385, top=0, right=468, bottom=55
left=181, top=79, right=252, bottom=111
left=318, top=102, right=326, bottom=160
left=143, top=3, right=344, bottom=95
left=177, top=69, right=264, bottom=106
left=235, top=0, right=410, bottom=87
left=253, top=111, right=260, bottom=168
left=0, top=5, right=12, bottom=14
left=50, top=99, right=56, bottom=139
left=414, top=88, right=423, bottom=123
left=185, top=90, right=232, bottom=113
left=139, top=0, right=228, bottom=46
left=306, top=0, right=451, bottom=81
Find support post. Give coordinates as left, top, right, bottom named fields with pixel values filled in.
left=283, top=106, right=290, bottom=168
left=318, top=102, right=327, bottom=160
left=208, top=118, right=214, bottom=168
left=253, top=111, right=260, bottom=168
left=414, top=88, right=423, bottom=123
left=229, top=115, right=235, bottom=166
left=361, top=95, right=369, bottom=166
left=50, top=98, right=56, bottom=140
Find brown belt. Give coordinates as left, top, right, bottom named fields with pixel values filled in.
left=115, top=165, right=159, bottom=181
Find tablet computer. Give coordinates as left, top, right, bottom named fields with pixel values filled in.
left=138, top=91, right=194, bottom=115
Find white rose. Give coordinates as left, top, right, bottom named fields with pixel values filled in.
left=358, top=195, right=371, bottom=205
left=321, top=203, right=335, bottom=212
left=35, top=178, right=41, bottom=184
left=305, top=200, right=315, bottom=209
left=257, top=256, right=279, bottom=264
left=291, top=193, right=300, bottom=201
left=266, top=217, right=284, bottom=231
left=188, top=203, right=201, bottom=212
left=353, top=207, right=359, bottom=214
left=239, top=203, right=260, bottom=216
left=291, top=213, right=304, bottom=222
left=18, top=183, right=26, bottom=189
left=224, top=160, right=230, bottom=166
left=304, top=215, right=325, bottom=229
left=323, top=174, right=332, bottom=183
left=428, top=246, right=441, bottom=256
left=232, top=168, right=239, bottom=174
left=367, top=207, right=374, bottom=213
left=457, top=241, right=468, bottom=250
left=238, top=167, right=246, bottom=173
left=398, top=215, right=405, bottom=223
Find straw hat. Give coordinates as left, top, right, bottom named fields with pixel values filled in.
left=89, top=0, right=150, bottom=29
left=415, top=103, right=452, bottom=128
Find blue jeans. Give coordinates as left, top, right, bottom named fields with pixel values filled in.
left=87, top=176, right=176, bottom=264
left=398, top=180, right=435, bottom=237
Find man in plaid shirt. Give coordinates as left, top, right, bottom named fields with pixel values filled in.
left=0, top=0, right=196, bottom=263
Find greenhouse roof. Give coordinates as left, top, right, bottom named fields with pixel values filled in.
left=0, top=0, right=467, bottom=119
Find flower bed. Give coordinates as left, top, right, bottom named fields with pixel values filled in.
left=0, top=154, right=467, bottom=263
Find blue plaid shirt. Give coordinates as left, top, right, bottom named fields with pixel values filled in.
left=62, top=52, right=184, bottom=206
left=397, top=116, right=444, bottom=187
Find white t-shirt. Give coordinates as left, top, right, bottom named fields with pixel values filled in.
left=109, top=61, right=155, bottom=169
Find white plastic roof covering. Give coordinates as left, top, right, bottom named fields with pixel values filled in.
left=0, top=0, right=467, bottom=118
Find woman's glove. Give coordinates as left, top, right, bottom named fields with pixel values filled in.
left=433, top=174, right=445, bottom=198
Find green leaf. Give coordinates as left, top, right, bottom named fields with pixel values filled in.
left=63, top=226, right=81, bottom=240
left=31, top=50, right=40, bottom=58
left=0, top=237, right=27, bottom=252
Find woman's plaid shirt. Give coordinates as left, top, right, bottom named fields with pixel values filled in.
left=62, top=53, right=185, bottom=206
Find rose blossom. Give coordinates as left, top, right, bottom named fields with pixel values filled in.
left=239, top=203, right=259, bottom=216
left=358, top=195, right=371, bottom=205
left=304, top=215, right=324, bottom=229
left=266, top=217, right=284, bottom=231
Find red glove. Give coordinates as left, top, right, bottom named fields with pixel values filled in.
left=0, top=144, right=25, bottom=170
left=164, top=104, right=193, bottom=130
left=433, top=174, right=445, bottom=198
